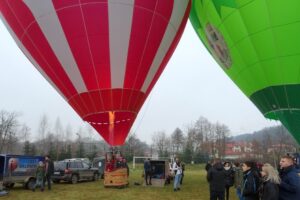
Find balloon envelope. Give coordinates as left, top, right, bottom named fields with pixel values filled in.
left=0, top=0, right=191, bottom=145
left=190, top=0, right=300, bottom=143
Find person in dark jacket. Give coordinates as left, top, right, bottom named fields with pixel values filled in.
left=44, top=155, right=54, bottom=190
left=205, top=160, right=213, bottom=172
left=241, top=161, right=260, bottom=200
left=207, top=158, right=226, bottom=200
left=259, top=163, right=280, bottom=200
left=180, top=162, right=185, bottom=185
left=144, top=158, right=152, bottom=185
left=224, top=162, right=234, bottom=200
left=278, top=155, right=300, bottom=200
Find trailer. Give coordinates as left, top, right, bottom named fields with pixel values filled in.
left=143, top=160, right=170, bottom=187
left=0, top=154, right=44, bottom=190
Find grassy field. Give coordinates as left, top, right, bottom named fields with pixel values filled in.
left=1, top=164, right=238, bottom=200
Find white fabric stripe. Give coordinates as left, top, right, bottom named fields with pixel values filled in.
left=141, top=0, right=189, bottom=92
left=0, top=13, right=67, bottom=101
left=108, top=0, right=134, bottom=88
left=23, top=0, right=87, bottom=93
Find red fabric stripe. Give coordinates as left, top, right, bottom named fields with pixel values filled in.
left=68, top=89, right=145, bottom=118
left=53, top=1, right=111, bottom=90
left=81, top=3, right=111, bottom=89
left=145, top=1, right=191, bottom=96
left=135, top=0, right=156, bottom=10
left=124, top=0, right=173, bottom=90
left=52, top=0, right=79, bottom=9
left=0, top=1, right=78, bottom=99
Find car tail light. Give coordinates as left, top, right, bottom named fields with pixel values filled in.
left=64, top=169, right=72, bottom=174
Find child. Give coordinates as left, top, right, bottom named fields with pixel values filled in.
left=32, top=161, right=45, bottom=192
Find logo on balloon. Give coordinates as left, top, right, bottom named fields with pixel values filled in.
left=205, top=23, right=232, bottom=69
left=8, top=158, right=19, bottom=172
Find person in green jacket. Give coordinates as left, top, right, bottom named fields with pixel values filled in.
left=32, top=161, right=45, bottom=192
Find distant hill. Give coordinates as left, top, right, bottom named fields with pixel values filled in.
left=231, top=126, right=299, bottom=146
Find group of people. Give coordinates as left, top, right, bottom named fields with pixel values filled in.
left=105, top=150, right=128, bottom=173
left=32, top=155, right=54, bottom=192
left=206, top=155, right=300, bottom=200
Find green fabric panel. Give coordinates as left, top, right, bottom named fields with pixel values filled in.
left=273, top=24, right=300, bottom=56
left=274, top=110, right=300, bottom=144
left=250, top=84, right=300, bottom=115
left=267, top=0, right=300, bottom=26
left=190, top=0, right=202, bottom=31
left=238, top=0, right=269, bottom=35
left=250, top=85, right=300, bottom=143
left=280, top=56, right=300, bottom=84
left=250, top=29, right=277, bottom=61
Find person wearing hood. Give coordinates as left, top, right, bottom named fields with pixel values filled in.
left=241, top=161, right=260, bottom=200
left=279, top=155, right=300, bottom=200
left=207, top=158, right=226, bottom=200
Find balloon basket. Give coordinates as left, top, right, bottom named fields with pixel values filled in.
left=104, top=168, right=129, bottom=188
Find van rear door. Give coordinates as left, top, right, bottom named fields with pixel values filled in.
left=0, top=156, right=5, bottom=181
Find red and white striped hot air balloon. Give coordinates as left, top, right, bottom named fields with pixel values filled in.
left=0, top=0, right=191, bottom=146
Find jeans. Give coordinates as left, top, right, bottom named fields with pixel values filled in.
left=236, top=188, right=244, bottom=200
left=180, top=173, right=184, bottom=184
left=174, top=174, right=182, bottom=189
left=33, top=178, right=44, bottom=190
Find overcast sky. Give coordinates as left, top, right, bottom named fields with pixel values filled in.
left=0, top=20, right=277, bottom=144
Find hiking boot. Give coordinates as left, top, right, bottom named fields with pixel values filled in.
left=174, top=188, right=177, bottom=192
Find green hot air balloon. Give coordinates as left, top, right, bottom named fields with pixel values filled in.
left=190, top=0, right=300, bottom=143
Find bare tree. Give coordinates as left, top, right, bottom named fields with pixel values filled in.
left=171, top=128, right=184, bottom=154
left=65, top=124, right=73, bottom=143
left=37, top=114, right=49, bottom=154
left=54, top=117, right=64, bottom=160
left=119, top=133, right=149, bottom=160
left=20, top=124, right=31, bottom=142
left=0, top=110, right=19, bottom=153
left=214, top=122, right=230, bottom=158
left=152, top=131, right=170, bottom=157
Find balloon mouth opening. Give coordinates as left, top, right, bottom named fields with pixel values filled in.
left=84, top=111, right=136, bottom=145
left=84, top=111, right=135, bottom=123
left=86, top=118, right=131, bottom=126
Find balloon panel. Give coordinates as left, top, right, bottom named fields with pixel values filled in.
left=190, top=0, right=300, bottom=143
left=0, top=0, right=191, bottom=145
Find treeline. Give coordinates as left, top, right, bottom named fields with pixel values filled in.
left=234, top=125, right=299, bottom=165
left=0, top=110, right=230, bottom=163
left=151, top=117, right=230, bottom=163
left=1, top=109, right=298, bottom=164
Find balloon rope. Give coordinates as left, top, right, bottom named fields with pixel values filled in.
left=132, top=89, right=155, bottom=135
